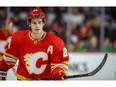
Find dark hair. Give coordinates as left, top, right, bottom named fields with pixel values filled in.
left=49, top=30, right=59, bottom=36
left=28, top=18, right=46, bottom=31
left=28, top=18, right=46, bottom=24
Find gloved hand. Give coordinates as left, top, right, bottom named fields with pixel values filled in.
left=51, top=67, right=66, bottom=80
left=0, top=71, right=7, bottom=80
left=0, top=77, right=6, bottom=80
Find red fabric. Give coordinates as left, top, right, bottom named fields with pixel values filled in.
left=0, top=29, right=12, bottom=56
left=0, top=29, right=12, bottom=40
left=51, top=67, right=66, bottom=80
left=80, top=24, right=93, bottom=38
left=0, top=30, right=69, bottom=80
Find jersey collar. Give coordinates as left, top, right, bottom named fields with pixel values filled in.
left=28, top=31, right=47, bottom=41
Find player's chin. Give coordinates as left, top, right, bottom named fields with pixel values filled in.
left=34, top=29, right=41, bottom=33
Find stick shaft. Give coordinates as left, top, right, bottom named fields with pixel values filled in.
left=64, top=53, right=108, bottom=79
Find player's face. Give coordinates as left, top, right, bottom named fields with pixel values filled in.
left=5, top=22, right=13, bottom=31
left=30, top=18, right=45, bottom=34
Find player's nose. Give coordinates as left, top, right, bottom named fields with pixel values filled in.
left=35, top=24, right=40, bottom=28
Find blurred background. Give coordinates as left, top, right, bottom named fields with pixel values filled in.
left=0, top=7, right=116, bottom=52
left=0, top=7, right=116, bottom=80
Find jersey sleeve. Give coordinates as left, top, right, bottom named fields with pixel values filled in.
left=51, top=38, right=69, bottom=74
left=0, top=30, right=4, bottom=40
left=0, top=32, right=19, bottom=72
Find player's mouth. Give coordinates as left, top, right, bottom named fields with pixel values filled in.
left=35, top=29, right=40, bottom=31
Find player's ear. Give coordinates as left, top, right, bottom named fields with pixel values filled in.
left=27, top=19, right=31, bottom=27
left=28, top=22, right=31, bottom=27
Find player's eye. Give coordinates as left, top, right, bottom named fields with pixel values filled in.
left=32, top=21, right=37, bottom=25
left=38, top=21, right=43, bottom=24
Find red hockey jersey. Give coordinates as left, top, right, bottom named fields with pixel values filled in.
left=0, top=30, right=69, bottom=80
left=0, top=29, right=12, bottom=60
left=0, top=29, right=12, bottom=40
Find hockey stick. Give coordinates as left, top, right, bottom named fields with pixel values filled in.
left=41, top=53, right=108, bottom=80
left=63, top=53, right=108, bottom=79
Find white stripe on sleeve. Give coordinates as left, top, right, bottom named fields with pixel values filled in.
left=3, top=55, right=17, bottom=63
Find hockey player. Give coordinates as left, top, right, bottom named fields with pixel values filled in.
left=0, top=8, right=69, bottom=80
left=0, top=19, right=13, bottom=61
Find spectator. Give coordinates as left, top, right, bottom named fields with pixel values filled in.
left=113, top=40, right=116, bottom=52
left=105, top=18, right=116, bottom=42
left=69, top=34, right=78, bottom=52
left=75, top=39, right=87, bottom=52
left=92, top=16, right=101, bottom=38
left=86, top=35, right=99, bottom=52
left=101, top=37, right=113, bottom=52
left=0, top=19, right=15, bottom=60
left=79, top=18, right=93, bottom=40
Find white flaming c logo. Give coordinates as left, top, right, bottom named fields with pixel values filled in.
left=24, top=52, right=48, bottom=74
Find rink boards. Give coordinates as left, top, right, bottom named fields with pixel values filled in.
left=6, top=52, right=116, bottom=80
